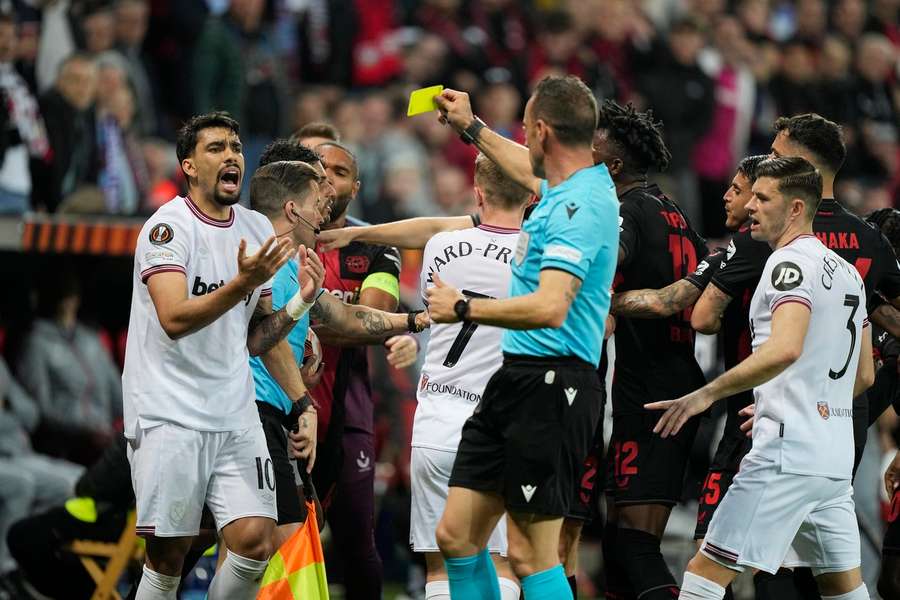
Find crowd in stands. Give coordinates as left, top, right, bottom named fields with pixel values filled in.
left=0, top=0, right=899, bottom=595
left=0, top=0, right=893, bottom=236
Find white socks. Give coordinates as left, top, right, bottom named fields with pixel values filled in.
left=822, top=584, right=870, bottom=600
left=425, top=577, right=519, bottom=600
left=134, top=565, right=180, bottom=600
left=498, top=576, right=521, bottom=600
left=207, top=550, right=269, bottom=600
left=680, top=572, right=726, bottom=599
left=425, top=580, right=451, bottom=600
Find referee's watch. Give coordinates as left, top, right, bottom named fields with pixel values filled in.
left=453, top=297, right=471, bottom=322
left=459, top=117, right=486, bottom=145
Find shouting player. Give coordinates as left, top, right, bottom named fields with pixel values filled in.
left=650, top=156, right=874, bottom=600
left=124, top=113, right=316, bottom=600
left=427, top=75, right=618, bottom=599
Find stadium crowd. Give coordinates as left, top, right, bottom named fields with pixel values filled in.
left=1, top=1, right=900, bottom=599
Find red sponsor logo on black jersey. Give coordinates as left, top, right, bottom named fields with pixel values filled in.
left=345, top=255, right=370, bottom=274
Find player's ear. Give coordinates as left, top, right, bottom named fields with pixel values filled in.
left=352, top=179, right=361, bottom=198
left=181, top=158, right=197, bottom=180
left=474, top=186, right=485, bottom=209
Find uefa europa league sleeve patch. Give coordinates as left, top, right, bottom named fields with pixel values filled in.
left=149, top=223, right=174, bottom=245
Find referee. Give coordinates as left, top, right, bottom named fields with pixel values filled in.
left=426, top=75, right=619, bottom=599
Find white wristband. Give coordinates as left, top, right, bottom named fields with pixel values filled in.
left=285, top=292, right=314, bottom=321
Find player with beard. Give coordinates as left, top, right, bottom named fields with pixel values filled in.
left=690, top=115, right=900, bottom=597
left=291, top=132, right=403, bottom=600
left=610, top=154, right=769, bottom=600
left=124, top=113, right=316, bottom=600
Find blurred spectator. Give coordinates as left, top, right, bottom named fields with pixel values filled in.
left=794, top=0, right=828, bottom=42
left=30, top=53, right=99, bottom=213
left=769, top=39, right=824, bottom=117
left=17, top=270, right=122, bottom=466
left=736, top=0, right=771, bottom=41
left=477, top=82, right=524, bottom=143
left=831, top=0, right=868, bottom=43
left=79, top=4, right=117, bottom=56
left=141, top=137, right=180, bottom=212
left=819, top=36, right=857, bottom=126
left=95, top=54, right=149, bottom=214
left=35, top=0, right=75, bottom=93
left=0, top=356, right=83, bottom=575
left=866, top=0, right=900, bottom=48
left=852, top=33, right=900, bottom=184
left=115, top=0, right=158, bottom=136
left=194, top=0, right=286, bottom=190
left=637, top=16, right=715, bottom=224
left=527, top=10, right=594, bottom=89
left=692, top=16, right=756, bottom=239
left=0, top=11, right=49, bottom=214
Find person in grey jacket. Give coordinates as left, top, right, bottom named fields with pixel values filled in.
left=17, top=271, right=122, bottom=465
left=0, top=356, right=83, bottom=574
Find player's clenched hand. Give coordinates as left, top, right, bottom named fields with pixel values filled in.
left=298, top=246, right=325, bottom=302
left=738, top=404, right=755, bottom=438
left=289, top=407, right=318, bottom=473
left=424, top=274, right=465, bottom=323
left=645, top=389, right=714, bottom=438
left=385, top=335, right=418, bottom=369
left=300, top=360, right=324, bottom=390
left=885, top=449, right=900, bottom=499
left=317, top=227, right=359, bottom=251
left=237, top=236, right=294, bottom=289
left=434, top=89, right=474, bottom=132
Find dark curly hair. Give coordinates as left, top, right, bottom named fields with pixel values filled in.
left=258, top=138, right=321, bottom=168
left=596, top=100, right=671, bottom=176
left=773, top=114, right=845, bottom=175
left=867, top=208, right=900, bottom=257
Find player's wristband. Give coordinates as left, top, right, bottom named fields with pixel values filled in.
left=285, top=393, right=316, bottom=432
left=407, top=310, right=425, bottom=333
left=286, top=288, right=324, bottom=320
left=459, top=117, right=486, bottom=145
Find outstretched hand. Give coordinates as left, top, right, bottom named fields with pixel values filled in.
left=644, top=388, right=715, bottom=438
left=298, top=246, right=325, bottom=302
left=237, top=236, right=294, bottom=289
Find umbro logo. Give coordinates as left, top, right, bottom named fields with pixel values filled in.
left=521, top=484, right=537, bottom=503
left=564, top=387, right=578, bottom=405
left=566, top=203, right=580, bottom=219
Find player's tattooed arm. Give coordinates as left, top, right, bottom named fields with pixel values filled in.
left=309, top=294, right=427, bottom=345
left=247, top=297, right=299, bottom=356
left=691, top=283, right=733, bottom=334
left=611, top=279, right=702, bottom=318
left=318, top=216, right=473, bottom=251
left=872, top=304, right=900, bottom=339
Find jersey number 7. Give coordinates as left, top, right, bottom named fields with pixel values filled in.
left=443, top=290, right=495, bottom=368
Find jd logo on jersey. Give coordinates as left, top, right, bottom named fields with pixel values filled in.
left=772, top=261, right=803, bottom=291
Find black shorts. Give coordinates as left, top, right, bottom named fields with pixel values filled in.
left=709, top=426, right=751, bottom=473
left=567, top=388, right=607, bottom=522
left=693, top=469, right=737, bottom=539
left=604, top=410, right=701, bottom=506
left=257, top=401, right=305, bottom=525
left=885, top=488, right=900, bottom=557
left=449, top=354, right=603, bottom=517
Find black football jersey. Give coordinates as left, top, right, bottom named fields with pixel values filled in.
left=613, top=184, right=708, bottom=414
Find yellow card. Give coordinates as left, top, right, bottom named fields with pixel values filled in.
left=407, top=85, right=444, bottom=116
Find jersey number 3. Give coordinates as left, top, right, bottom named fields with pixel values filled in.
left=829, top=294, right=860, bottom=380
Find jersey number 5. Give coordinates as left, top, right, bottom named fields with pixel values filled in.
left=443, top=290, right=495, bottom=368
left=829, top=294, right=860, bottom=380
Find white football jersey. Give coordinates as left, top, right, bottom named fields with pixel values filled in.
left=412, top=224, right=519, bottom=452
left=123, top=196, right=276, bottom=437
left=748, top=235, right=867, bottom=479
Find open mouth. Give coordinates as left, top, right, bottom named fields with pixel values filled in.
left=749, top=217, right=760, bottom=231
left=218, top=166, right=241, bottom=193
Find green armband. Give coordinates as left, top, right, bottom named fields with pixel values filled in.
left=360, top=272, right=400, bottom=300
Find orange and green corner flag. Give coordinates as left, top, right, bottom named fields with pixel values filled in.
left=258, top=502, right=329, bottom=599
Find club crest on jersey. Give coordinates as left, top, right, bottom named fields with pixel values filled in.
left=420, top=372, right=429, bottom=392
left=345, top=255, right=370, bottom=274
left=772, top=261, right=803, bottom=291
left=817, top=401, right=830, bottom=420
left=149, top=223, right=174, bottom=245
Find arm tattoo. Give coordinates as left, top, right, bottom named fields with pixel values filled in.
left=613, top=280, right=701, bottom=318
left=248, top=308, right=296, bottom=356
left=564, top=278, right=582, bottom=304
left=309, top=298, right=336, bottom=327
left=354, top=309, right=389, bottom=335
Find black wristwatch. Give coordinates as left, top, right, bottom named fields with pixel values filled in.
left=285, top=393, right=316, bottom=432
left=459, top=117, right=486, bottom=145
left=407, top=310, right=425, bottom=333
left=454, top=297, right=471, bottom=321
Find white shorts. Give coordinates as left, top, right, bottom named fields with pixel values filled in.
left=410, top=446, right=507, bottom=555
left=702, top=452, right=860, bottom=575
left=128, top=422, right=278, bottom=537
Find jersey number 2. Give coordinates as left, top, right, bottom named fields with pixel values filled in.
left=443, top=290, right=494, bottom=368
left=829, top=294, right=860, bottom=380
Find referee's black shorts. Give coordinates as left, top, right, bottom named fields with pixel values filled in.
left=449, top=354, right=603, bottom=517
left=257, top=401, right=305, bottom=525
